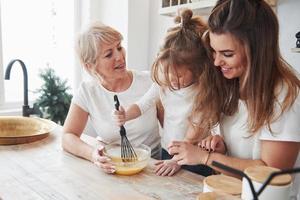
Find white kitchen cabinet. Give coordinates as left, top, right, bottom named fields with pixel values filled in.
left=159, top=0, right=277, bottom=17
left=291, top=48, right=300, bottom=53
left=159, top=0, right=217, bottom=16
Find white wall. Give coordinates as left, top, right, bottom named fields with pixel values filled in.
left=148, top=0, right=173, bottom=69
left=82, top=0, right=150, bottom=71
left=90, top=0, right=128, bottom=50
left=278, top=0, right=300, bottom=72
left=127, top=0, right=150, bottom=70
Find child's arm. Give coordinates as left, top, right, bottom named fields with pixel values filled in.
left=184, top=124, right=203, bottom=144
left=136, top=83, right=160, bottom=114
left=112, top=83, right=160, bottom=126
left=113, top=104, right=142, bottom=126
left=124, top=104, right=142, bottom=121
left=155, top=158, right=181, bottom=176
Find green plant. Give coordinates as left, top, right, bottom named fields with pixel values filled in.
left=35, top=68, right=72, bottom=125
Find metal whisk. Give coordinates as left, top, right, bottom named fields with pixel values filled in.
left=113, top=95, right=138, bottom=162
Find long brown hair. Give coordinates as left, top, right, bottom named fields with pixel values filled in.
left=206, top=0, right=300, bottom=133
left=152, top=9, right=208, bottom=90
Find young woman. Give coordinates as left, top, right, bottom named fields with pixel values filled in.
left=168, top=0, right=300, bottom=198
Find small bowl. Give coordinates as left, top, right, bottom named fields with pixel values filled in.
left=103, top=143, right=151, bottom=175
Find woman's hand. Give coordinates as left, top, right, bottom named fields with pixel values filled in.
left=112, top=106, right=126, bottom=127
left=168, top=141, right=208, bottom=165
left=91, top=145, right=116, bottom=174
left=199, top=135, right=227, bottom=154
left=154, top=159, right=181, bottom=176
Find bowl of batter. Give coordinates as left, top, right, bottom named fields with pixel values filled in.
left=103, top=143, right=151, bottom=175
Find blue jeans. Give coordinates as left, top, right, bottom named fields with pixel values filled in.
left=161, top=148, right=213, bottom=177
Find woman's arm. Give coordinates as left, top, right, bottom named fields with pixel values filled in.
left=168, top=140, right=299, bottom=177
left=63, top=103, right=118, bottom=174
left=62, top=103, right=93, bottom=161
left=260, top=140, right=300, bottom=169
left=168, top=141, right=264, bottom=177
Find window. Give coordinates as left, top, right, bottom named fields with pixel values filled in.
left=0, top=0, right=75, bottom=112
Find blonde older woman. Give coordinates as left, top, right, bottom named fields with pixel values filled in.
left=62, top=22, right=161, bottom=174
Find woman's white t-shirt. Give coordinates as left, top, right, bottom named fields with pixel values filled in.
left=220, top=89, right=300, bottom=199
left=72, top=70, right=161, bottom=153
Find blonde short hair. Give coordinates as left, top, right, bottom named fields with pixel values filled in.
left=76, top=22, right=123, bottom=72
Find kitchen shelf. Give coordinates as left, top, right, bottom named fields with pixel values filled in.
left=291, top=48, right=300, bottom=53
left=159, top=0, right=277, bottom=17
left=159, top=0, right=217, bottom=16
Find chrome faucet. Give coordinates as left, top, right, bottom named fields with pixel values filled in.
left=4, top=59, right=42, bottom=117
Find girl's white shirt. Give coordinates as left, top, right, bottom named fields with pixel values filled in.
left=72, top=70, right=161, bottom=153
left=136, top=83, right=197, bottom=149
left=220, top=87, right=300, bottom=199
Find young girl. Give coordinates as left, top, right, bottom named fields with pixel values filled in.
left=168, top=0, right=300, bottom=198
left=113, top=9, right=225, bottom=177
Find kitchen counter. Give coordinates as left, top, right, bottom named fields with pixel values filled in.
left=0, top=125, right=205, bottom=200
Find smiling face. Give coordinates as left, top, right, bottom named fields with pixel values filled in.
left=94, top=40, right=127, bottom=80
left=209, top=32, right=248, bottom=80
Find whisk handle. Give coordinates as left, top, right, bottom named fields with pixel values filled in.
left=114, top=95, right=120, bottom=111
left=114, top=95, right=127, bottom=136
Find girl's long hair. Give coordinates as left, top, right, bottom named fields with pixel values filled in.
left=151, top=9, right=207, bottom=90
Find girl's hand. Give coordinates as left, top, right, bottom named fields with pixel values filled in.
left=154, top=159, right=181, bottom=176
left=112, top=106, right=126, bottom=126
left=199, top=135, right=227, bottom=154
left=168, top=141, right=208, bottom=165
left=91, top=145, right=116, bottom=174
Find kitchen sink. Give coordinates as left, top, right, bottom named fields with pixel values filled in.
left=0, top=116, right=56, bottom=145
